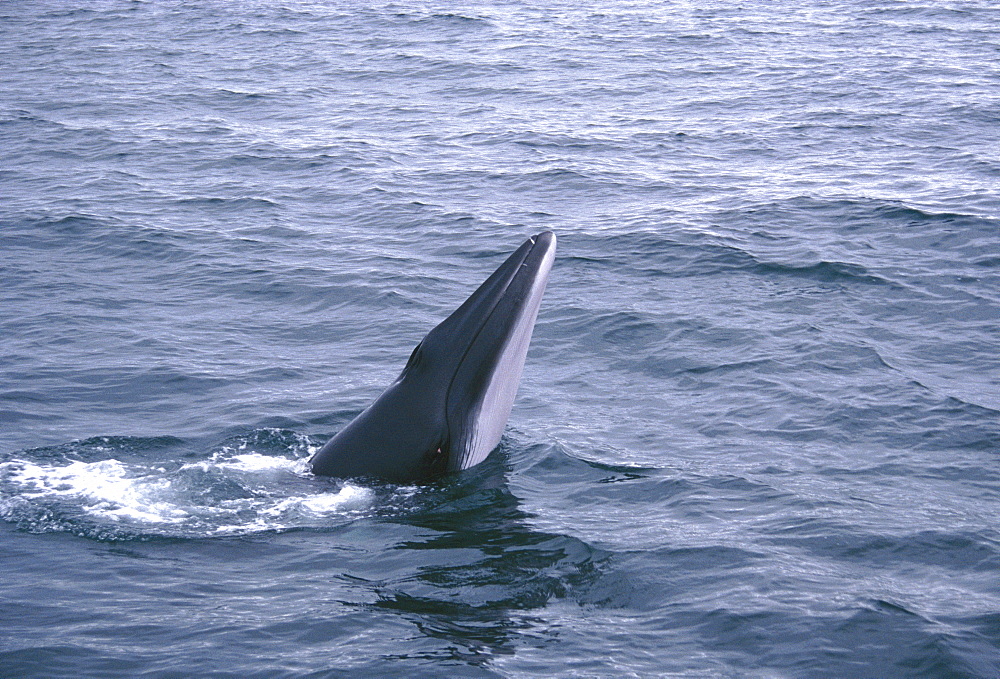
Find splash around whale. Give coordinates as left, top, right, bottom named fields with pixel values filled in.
left=309, top=231, right=556, bottom=483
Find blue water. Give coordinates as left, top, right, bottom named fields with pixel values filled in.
left=3, top=2, right=1000, bottom=676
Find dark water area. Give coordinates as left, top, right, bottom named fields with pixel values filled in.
left=2, top=1, right=1000, bottom=677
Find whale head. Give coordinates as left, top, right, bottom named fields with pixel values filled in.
left=310, top=231, right=556, bottom=483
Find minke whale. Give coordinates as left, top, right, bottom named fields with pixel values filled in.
left=310, top=231, right=556, bottom=483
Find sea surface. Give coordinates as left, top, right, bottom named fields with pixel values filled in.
left=2, top=1, right=1000, bottom=677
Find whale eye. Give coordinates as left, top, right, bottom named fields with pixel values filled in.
left=424, top=439, right=450, bottom=475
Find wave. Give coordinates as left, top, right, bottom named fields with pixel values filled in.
left=565, top=195, right=1000, bottom=290
left=0, top=431, right=379, bottom=541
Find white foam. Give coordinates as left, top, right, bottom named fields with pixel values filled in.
left=262, top=484, right=372, bottom=517
left=207, top=485, right=373, bottom=535
left=179, top=451, right=310, bottom=474
left=0, top=454, right=374, bottom=537
left=1, top=458, right=188, bottom=524
left=234, top=453, right=292, bottom=471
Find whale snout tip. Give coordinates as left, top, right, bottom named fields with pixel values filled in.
left=532, top=230, right=555, bottom=246
left=527, top=231, right=556, bottom=256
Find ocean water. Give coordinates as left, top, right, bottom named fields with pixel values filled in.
left=2, top=1, right=1000, bottom=677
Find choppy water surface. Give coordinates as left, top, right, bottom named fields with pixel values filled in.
left=2, top=1, right=1000, bottom=677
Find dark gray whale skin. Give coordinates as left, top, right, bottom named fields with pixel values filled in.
left=310, top=232, right=556, bottom=483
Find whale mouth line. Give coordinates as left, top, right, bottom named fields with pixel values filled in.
left=442, top=236, right=541, bottom=457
